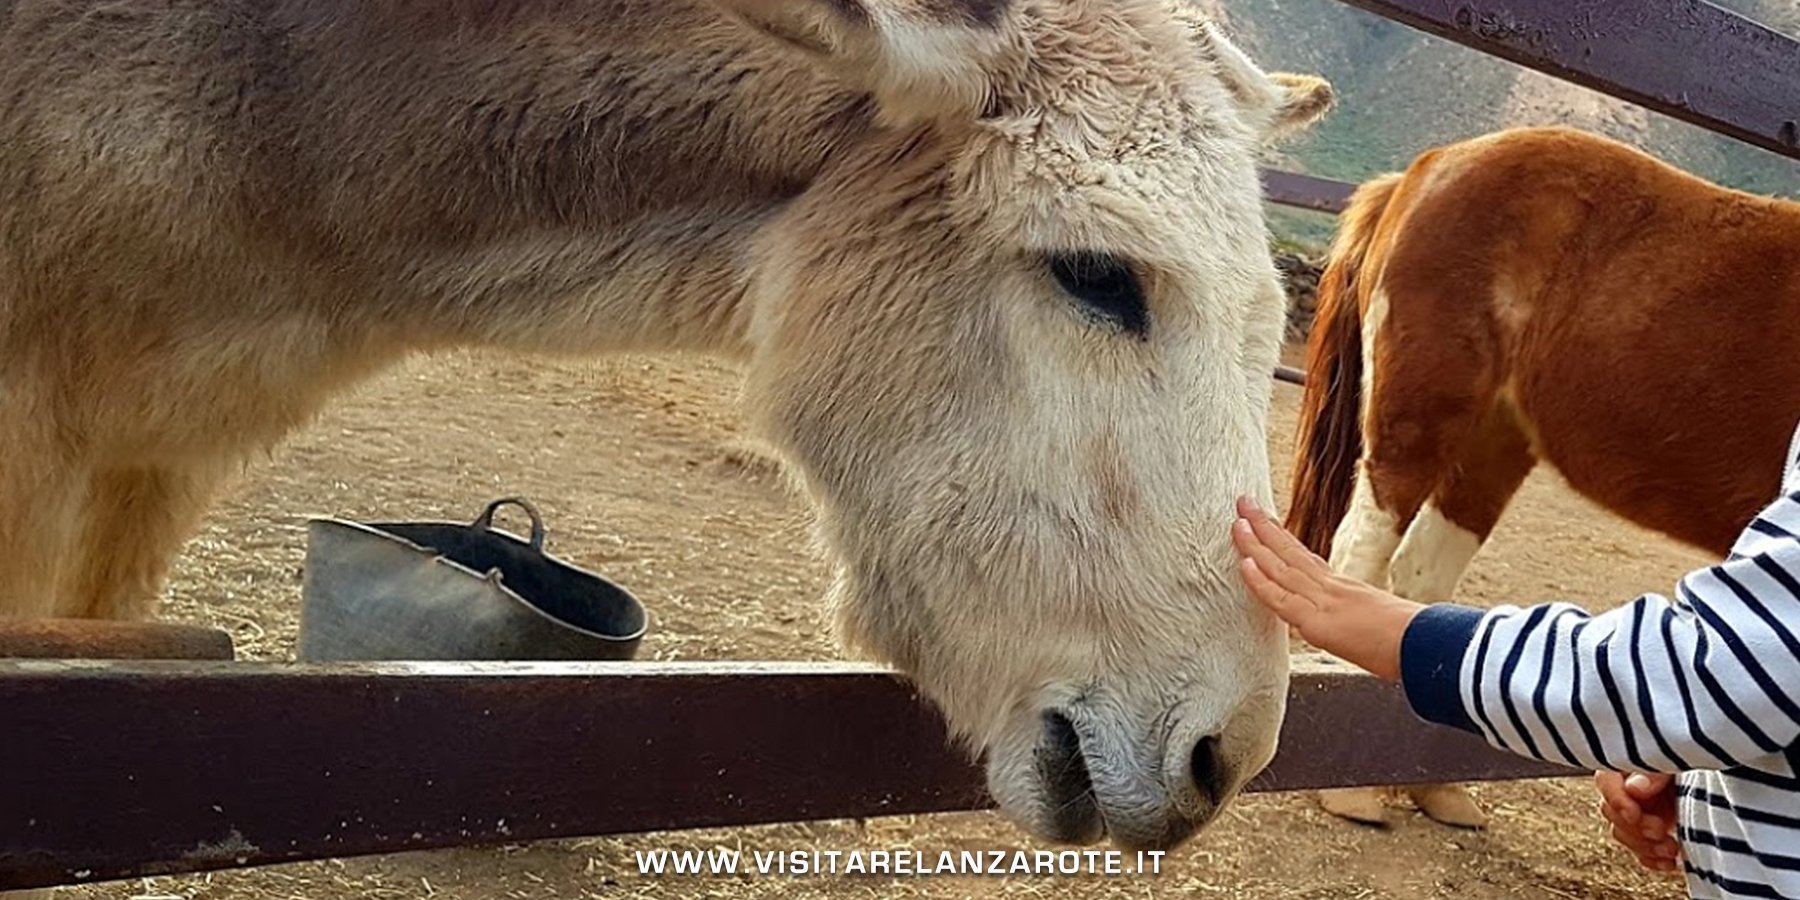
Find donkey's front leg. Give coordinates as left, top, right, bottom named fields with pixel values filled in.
left=66, top=463, right=228, bottom=622
left=0, top=398, right=92, bottom=621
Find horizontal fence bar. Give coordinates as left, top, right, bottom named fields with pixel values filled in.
left=1261, top=169, right=1356, bottom=214
left=0, top=618, right=234, bottom=661
left=1261, top=169, right=1342, bottom=389
left=0, top=656, right=1576, bottom=890
left=1332, top=0, right=1800, bottom=160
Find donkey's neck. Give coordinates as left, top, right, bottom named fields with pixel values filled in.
left=261, top=0, right=878, bottom=358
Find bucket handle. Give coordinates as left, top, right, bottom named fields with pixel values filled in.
left=472, top=497, right=547, bottom=551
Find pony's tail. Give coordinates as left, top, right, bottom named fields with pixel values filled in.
left=1284, top=172, right=1404, bottom=559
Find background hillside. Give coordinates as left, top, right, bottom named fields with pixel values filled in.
left=1213, top=0, right=1800, bottom=246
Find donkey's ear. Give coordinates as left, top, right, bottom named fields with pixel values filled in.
left=1262, top=73, right=1335, bottom=137
left=707, top=0, right=1010, bottom=123
left=1196, top=22, right=1335, bottom=142
left=707, top=0, right=877, bottom=59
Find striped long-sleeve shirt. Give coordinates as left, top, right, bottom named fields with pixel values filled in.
left=1400, top=420, right=1800, bottom=900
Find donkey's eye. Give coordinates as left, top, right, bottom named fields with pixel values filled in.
left=1047, top=251, right=1149, bottom=338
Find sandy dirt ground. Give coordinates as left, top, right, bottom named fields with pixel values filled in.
left=54, top=342, right=1718, bottom=900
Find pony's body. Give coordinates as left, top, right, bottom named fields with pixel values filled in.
left=0, top=0, right=1334, bottom=860
left=1286, top=125, right=1800, bottom=826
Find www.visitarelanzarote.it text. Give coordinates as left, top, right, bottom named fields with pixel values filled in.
left=636, top=847, right=1169, bottom=878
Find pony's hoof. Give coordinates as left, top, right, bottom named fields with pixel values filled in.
left=1406, top=783, right=1488, bottom=829
left=1315, top=787, right=1390, bottom=826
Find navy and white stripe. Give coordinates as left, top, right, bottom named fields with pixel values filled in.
left=1401, top=419, right=1800, bottom=900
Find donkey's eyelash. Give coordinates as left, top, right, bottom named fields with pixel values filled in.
left=1045, top=251, right=1150, bottom=338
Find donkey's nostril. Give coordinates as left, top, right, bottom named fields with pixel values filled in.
left=1036, top=711, right=1101, bottom=842
left=1043, top=711, right=1080, bottom=752
left=1038, top=712, right=1092, bottom=795
left=1190, top=734, right=1225, bottom=803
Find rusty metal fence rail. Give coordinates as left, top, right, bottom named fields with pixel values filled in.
left=0, top=656, right=1575, bottom=892
left=1262, top=169, right=1356, bottom=215
left=1336, top=0, right=1800, bottom=159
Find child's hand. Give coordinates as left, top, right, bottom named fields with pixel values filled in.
left=1230, top=496, right=1423, bottom=682
left=1595, top=771, right=1682, bottom=872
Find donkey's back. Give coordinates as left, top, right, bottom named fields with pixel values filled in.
left=0, top=0, right=860, bottom=437
left=0, top=0, right=850, bottom=288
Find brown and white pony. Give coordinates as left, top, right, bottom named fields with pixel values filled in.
left=1285, top=125, right=1800, bottom=828
left=0, top=0, right=1334, bottom=863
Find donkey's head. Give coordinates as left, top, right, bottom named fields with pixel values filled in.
left=721, top=0, right=1332, bottom=850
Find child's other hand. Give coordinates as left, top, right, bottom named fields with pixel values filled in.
left=1595, top=771, right=1682, bottom=872
left=1230, top=496, right=1422, bottom=682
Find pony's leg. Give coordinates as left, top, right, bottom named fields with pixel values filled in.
left=1390, top=406, right=1533, bottom=601
left=1310, top=464, right=1430, bottom=826
left=65, top=462, right=229, bottom=622
left=1385, top=500, right=1494, bottom=826
left=1328, top=470, right=1408, bottom=587
left=1311, top=277, right=1508, bottom=827
left=1386, top=410, right=1536, bottom=829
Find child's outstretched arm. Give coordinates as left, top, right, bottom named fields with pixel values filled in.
left=1231, top=490, right=1800, bottom=776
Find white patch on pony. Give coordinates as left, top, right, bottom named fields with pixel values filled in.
left=1357, top=286, right=1390, bottom=419
left=1389, top=502, right=1482, bottom=602
left=1327, top=473, right=1400, bottom=588
left=1326, top=285, right=1402, bottom=587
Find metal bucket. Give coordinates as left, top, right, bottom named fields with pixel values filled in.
left=297, top=497, right=647, bottom=662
